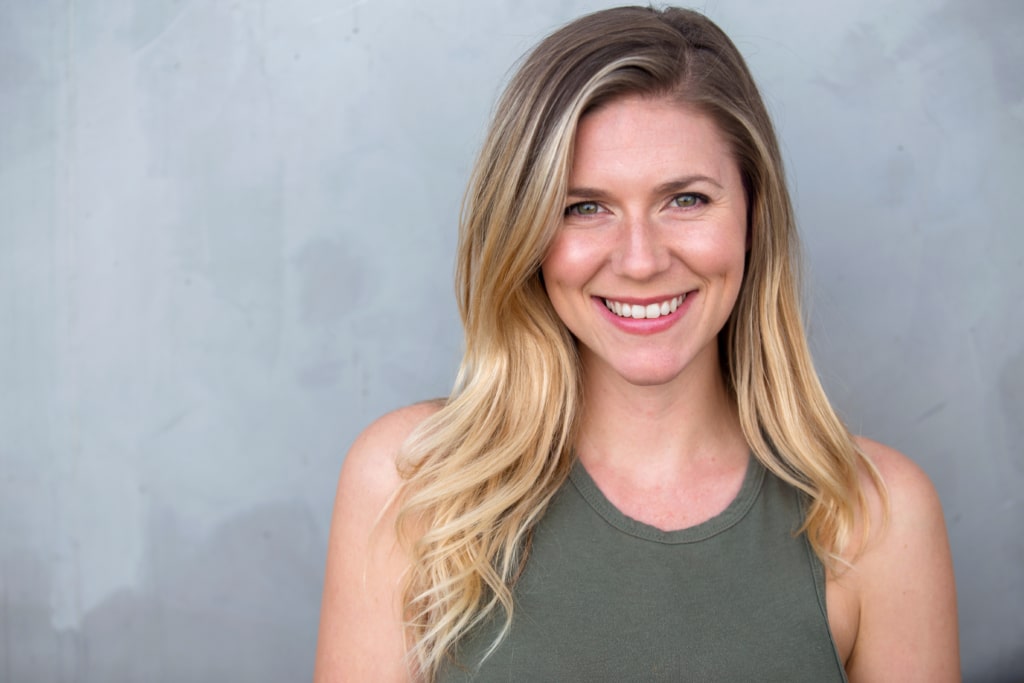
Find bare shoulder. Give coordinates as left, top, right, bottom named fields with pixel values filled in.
left=341, top=399, right=445, bottom=499
left=853, top=436, right=945, bottom=528
left=314, top=400, right=444, bottom=683
left=845, top=436, right=960, bottom=682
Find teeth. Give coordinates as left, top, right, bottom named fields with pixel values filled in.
left=604, top=295, right=685, bottom=320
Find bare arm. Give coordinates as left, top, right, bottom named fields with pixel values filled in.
left=845, top=438, right=960, bottom=682
left=314, top=403, right=441, bottom=683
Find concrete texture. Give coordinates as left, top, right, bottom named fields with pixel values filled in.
left=1, top=0, right=1020, bottom=680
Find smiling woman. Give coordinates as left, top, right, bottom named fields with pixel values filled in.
left=314, top=6, right=960, bottom=682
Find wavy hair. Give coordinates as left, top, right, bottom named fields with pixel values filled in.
left=393, top=6, right=886, bottom=678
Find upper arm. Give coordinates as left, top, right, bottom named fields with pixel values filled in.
left=314, top=402, right=441, bottom=683
left=845, top=438, right=960, bottom=682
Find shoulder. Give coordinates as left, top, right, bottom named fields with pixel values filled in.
left=340, top=399, right=445, bottom=501
left=843, top=437, right=960, bottom=681
left=349, top=399, right=446, bottom=464
left=314, top=400, right=443, bottom=683
left=851, top=436, right=952, bottom=583
left=853, top=436, right=945, bottom=532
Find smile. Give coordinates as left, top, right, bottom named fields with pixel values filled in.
left=603, top=295, right=686, bottom=320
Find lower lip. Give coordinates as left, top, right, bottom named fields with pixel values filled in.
left=594, top=294, right=694, bottom=335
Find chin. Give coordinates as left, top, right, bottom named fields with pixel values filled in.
left=612, top=362, right=687, bottom=388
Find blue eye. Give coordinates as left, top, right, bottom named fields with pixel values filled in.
left=671, top=193, right=706, bottom=208
left=565, top=201, right=601, bottom=216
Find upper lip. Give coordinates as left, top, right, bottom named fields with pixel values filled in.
left=596, top=292, right=689, bottom=305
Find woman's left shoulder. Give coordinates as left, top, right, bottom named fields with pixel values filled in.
left=843, top=436, right=961, bottom=681
left=853, top=436, right=945, bottom=524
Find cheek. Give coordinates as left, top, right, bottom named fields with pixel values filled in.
left=718, top=238, right=749, bottom=310
left=540, top=232, right=602, bottom=290
left=540, top=233, right=601, bottom=332
left=685, top=229, right=748, bottom=276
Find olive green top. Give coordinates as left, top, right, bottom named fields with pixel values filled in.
left=437, top=456, right=847, bottom=682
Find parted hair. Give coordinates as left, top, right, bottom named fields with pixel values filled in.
left=392, top=6, right=885, bottom=679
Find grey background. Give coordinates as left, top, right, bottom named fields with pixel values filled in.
left=1, top=0, right=1021, bottom=681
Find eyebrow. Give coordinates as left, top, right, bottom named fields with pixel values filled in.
left=566, top=174, right=724, bottom=199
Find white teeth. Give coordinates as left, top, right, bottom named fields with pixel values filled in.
left=604, top=295, right=685, bottom=320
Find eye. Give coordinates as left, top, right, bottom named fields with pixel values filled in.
left=670, top=193, right=707, bottom=209
left=565, top=201, right=603, bottom=216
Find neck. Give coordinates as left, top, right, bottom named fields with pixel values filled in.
left=575, top=348, right=748, bottom=480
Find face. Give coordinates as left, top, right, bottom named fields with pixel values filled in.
left=541, top=95, right=748, bottom=389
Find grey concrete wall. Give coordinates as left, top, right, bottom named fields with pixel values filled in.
left=1, top=0, right=1020, bottom=681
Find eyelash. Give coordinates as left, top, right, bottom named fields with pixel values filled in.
left=564, top=201, right=603, bottom=216
left=670, top=192, right=709, bottom=209
left=564, top=193, right=709, bottom=216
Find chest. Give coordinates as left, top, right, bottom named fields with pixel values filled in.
left=438, top=465, right=848, bottom=681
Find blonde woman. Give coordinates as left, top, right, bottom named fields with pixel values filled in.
left=315, top=6, right=959, bottom=681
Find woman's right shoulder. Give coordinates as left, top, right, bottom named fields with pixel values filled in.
left=314, top=399, right=445, bottom=682
left=340, top=399, right=446, bottom=498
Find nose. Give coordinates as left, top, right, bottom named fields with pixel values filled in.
left=612, top=213, right=670, bottom=280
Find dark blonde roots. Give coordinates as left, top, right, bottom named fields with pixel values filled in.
left=394, top=6, right=885, bottom=678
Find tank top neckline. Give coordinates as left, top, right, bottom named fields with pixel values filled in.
left=568, top=454, right=766, bottom=545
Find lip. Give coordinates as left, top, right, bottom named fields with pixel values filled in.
left=599, top=293, right=687, bottom=307
left=592, top=291, right=694, bottom=335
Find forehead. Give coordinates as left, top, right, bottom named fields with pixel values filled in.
left=570, top=95, right=738, bottom=184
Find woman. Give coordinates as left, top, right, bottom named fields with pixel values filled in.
left=315, top=6, right=959, bottom=681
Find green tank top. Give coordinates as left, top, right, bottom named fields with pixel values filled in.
left=437, top=456, right=847, bottom=681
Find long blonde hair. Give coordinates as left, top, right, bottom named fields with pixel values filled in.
left=393, top=6, right=885, bottom=678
